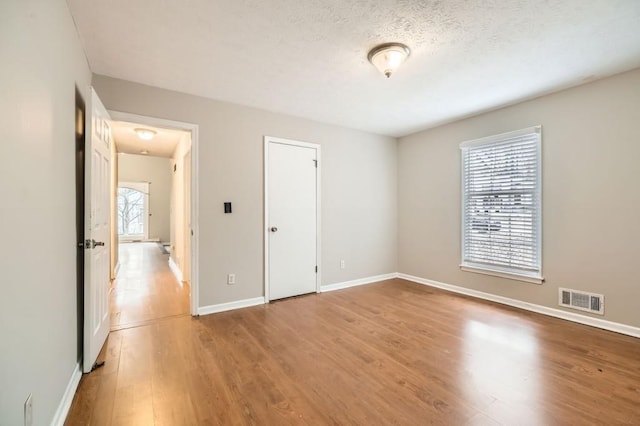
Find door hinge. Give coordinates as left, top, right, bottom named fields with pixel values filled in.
left=313, top=159, right=318, bottom=168
left=315, top=265, right=318, bottom=273
left=80, top=239, right=104, bottom=249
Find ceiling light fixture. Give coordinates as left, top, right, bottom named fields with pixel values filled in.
left=367, top=43, right=411, bottom=78
left=140, top=150, right=149, bottom=155
left=135, top=128, right=157, bottom=140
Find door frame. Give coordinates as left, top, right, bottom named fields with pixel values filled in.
left=75, top=87, right=86, bottom=363
left=264, top=136, right=321, bottom=303
left=109, top=110, right=201, bottom=316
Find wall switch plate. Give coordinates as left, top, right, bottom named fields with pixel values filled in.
left=227, top=274, right=235, bottom=285
left=340, top=260, right=346, bottom=270
left=24, top=393, right=33, bottom=426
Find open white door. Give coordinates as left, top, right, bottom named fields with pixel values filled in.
left=83, top=88, right=112, bottom=373
left=265, top=137, right=320, bottom=301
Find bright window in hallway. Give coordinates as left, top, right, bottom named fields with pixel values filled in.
left=117, top=182, right=149, bottom=240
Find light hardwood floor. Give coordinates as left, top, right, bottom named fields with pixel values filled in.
left=67, top=273, right=640, bottom=425
left=110, top=242, right=190, bottom=331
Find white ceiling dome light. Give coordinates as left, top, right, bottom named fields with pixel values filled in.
left=135, top=128, right=157, bottom=140
left=368, top=43, right=411, bottom=78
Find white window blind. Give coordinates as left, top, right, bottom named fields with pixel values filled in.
left=460, top=126, right=542, bottom=283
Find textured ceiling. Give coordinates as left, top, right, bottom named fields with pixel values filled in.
left=67, top=0, right=640, bottom=137
left=112, top=121, right=187, bottom=158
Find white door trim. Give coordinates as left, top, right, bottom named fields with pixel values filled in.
left=109, top=110, right=200, bottom=316
left=264, top=136, right=322, bottom=303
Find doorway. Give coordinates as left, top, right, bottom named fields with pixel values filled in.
left=264, top=136, right=321, bottom=301
left=108, top=111, right=200, bottom=327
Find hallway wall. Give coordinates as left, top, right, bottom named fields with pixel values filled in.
left=0, top=0, right=92, bottom=424
left=170, top=133, right=192, bottom=279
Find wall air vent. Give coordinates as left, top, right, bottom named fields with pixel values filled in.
left=558, top=288, right=604, bottom=315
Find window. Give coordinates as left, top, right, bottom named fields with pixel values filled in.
left=460, top=126, right=542, bottom=284
left=117, top=182, right=149, bottom=240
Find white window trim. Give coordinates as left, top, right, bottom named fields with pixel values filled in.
left=459, top=125, right=543, bottom=284
left=460, top=264, right=543, bottom=285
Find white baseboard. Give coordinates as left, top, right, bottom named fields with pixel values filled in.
left=398, top=273, right=640, bottom=339
left=321, top=273, right=398, bottom=293
left=51, top=363, right=82, bottom=426
left=198, top=297, right=265, bottom=316
left=168, top=257, right=183, bottom=282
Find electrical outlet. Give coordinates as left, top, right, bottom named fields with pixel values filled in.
left=340, top=260, right=346, bottom=270
left=227, top=274, right=235, bottom=285
left=24, top=393, right=33, bottom=426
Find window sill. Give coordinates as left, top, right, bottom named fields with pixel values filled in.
left=460, top=264, right=544, bottom=285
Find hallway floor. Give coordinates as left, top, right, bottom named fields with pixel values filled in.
left=110, top=242, right=190, bottom=330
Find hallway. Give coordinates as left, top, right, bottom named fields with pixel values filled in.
left=110, top=242, right=190, bottom=330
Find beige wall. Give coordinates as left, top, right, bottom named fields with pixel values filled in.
left=398, top=68, right=640, bottom=328
left=0, top=0, right=92, bottom=424
left=183, top=150, right=192, bottom=282
left=118, top=153, right=172, bottom=242
left=94, top=75, right=398, bottom=307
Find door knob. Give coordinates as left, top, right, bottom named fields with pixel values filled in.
left=270, top=227, right=278, bottom=232
left=92, top=240, right=105, bottom=248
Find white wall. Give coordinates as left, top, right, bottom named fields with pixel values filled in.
left=0, top=0, right=92, bottom=424
left=118, top=153, right=172, bottom=242
left=398, top=68, right=640, bottom=328
left=93, top=75, right=398, bottom=308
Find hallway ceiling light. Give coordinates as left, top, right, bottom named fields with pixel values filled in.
left=367, top=43, right=411, bottom=78
left=135, top=128, right=157, bottom=140
left=140, top=150, right=149, bottom=155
